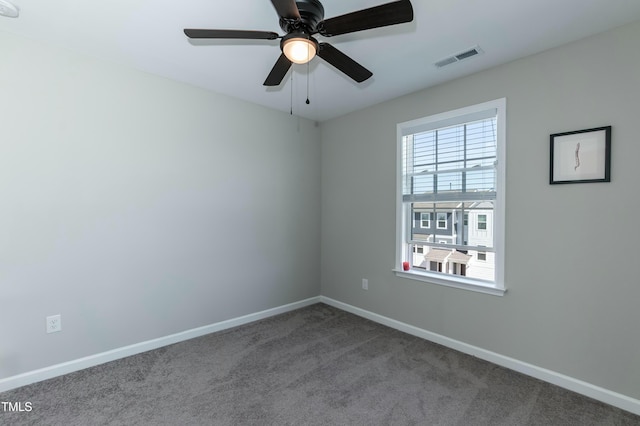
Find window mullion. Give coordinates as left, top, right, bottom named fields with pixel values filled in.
left=433, top=130, right=438, bottom=196
left=462, top=124, right=467, bottom=193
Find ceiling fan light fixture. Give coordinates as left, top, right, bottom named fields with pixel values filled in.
left=184, top=0, right=415, bottom=86
left=282, top=34, right=318, bottom=64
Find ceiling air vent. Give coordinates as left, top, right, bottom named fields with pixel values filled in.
left=435, top=45, right=483, bottom=68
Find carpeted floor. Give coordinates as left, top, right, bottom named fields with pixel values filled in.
left=1, top=303, right=638, bottom=425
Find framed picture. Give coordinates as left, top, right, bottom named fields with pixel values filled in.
left=550, top=126, right=611, bottom=184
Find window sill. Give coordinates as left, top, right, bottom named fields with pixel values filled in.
left=393, top=269, right=506, bottom=296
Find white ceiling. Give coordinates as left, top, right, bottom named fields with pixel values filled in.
left=2, top=0, right=640, bottom=122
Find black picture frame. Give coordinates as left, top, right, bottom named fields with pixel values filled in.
left=550, top=126, right=611, bottom=184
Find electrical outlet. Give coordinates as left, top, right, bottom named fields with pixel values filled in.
left=46, top=314, right=62, bottom=334
left=362, top=278, right=368, bottom=290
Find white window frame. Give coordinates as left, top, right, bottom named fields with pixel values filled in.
left=394, top=98, right=506, bottom=296
left=420, top=212, right=430, bottom=228
left=477, top=214, right=488, bottom=231
left=436, top=212, right=447, bottom=229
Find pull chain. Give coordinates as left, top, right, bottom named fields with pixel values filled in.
left=305, top=40, right=310, bottom=105
left=290, top=72, right=293, bottom=115
left=306, top=60, right=310, bottom=105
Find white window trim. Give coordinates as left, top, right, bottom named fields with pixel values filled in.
left=477, top=214, right=488, bottom=231
left=420, top=212, right=430, bottom=228
left=394, top=98, right=506, bottom=296
left=436, top=212, right=447, bottom=229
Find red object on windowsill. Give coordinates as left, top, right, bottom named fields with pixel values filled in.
left=402, top=261, right=410, bottom=271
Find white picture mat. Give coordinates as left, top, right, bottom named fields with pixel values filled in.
left=552, top=130, right=607, bottom=181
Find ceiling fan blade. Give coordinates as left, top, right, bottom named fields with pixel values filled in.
left=318, top=0, right=413, bottom=37
left=264, top=53, right=293, bottom=86
left=270, top=0, right=300, bottom=20
left=317, top=42, right=372, bottom=83
left=184, top=29, right=279, bottom=40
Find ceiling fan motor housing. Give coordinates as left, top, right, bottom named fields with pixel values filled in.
left=279, top=0, right=325, bottom=33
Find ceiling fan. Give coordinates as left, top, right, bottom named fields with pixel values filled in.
left=184, top=0, right=414, bottom=86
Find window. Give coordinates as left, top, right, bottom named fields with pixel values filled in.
left=477, top=214, right=487, bottom=230
left=420, top=212, right=431, bottom=228
left=395, top=98, right=506, bottom=296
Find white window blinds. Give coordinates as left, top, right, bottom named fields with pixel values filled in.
left=402, top=113, right=497, bottom=203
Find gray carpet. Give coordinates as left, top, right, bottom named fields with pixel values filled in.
left=1, top=303, right=638, bottom=425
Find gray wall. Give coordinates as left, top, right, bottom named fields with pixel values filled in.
left=0, top=33, right=321, bottom=378
left=320, top=20, right=640, bottom=400
left=2, top=14, right=639, bottom=404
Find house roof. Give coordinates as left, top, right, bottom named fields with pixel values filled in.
left=448, top=250, right=472, bottom=263
left=425, top=248, right=451, bottom=262
left=425, top=248, right=471, bottom=264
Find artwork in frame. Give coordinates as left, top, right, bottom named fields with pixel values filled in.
left=550, top=126, right=611, bottom=184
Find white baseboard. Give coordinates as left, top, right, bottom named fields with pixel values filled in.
left=0, top=296, right=321, bottom=393
left=320, top=296, right=640, bottom=417
left=3, top=295, right=639, bottom=417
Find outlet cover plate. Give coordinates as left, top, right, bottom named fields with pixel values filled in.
left=46, top=314, right=62, bottom=333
